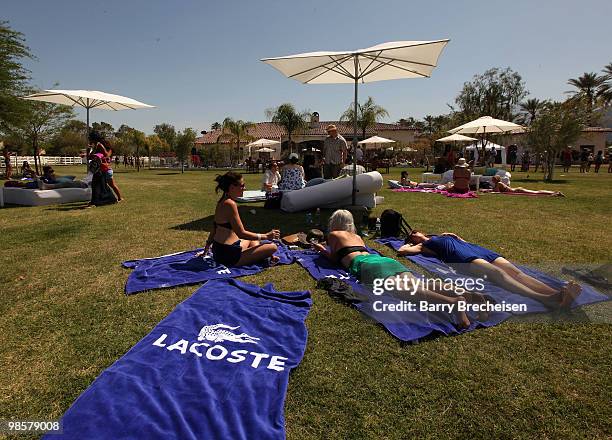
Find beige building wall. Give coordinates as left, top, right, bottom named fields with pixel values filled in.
left=377, top=129, right=418, bottom=144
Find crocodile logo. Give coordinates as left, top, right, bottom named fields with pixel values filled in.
left=197, top=324, right=260, bottom=345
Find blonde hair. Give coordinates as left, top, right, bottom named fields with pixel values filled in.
left=328, top=209, right=356, bottom=233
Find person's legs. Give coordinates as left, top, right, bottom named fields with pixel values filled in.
left=491, top=257, right=559, bottom=295
left=386, top=272, right=471, bottom=328
left=468, top=259, right=561, bottom=306
left=236, top=242, right=278, bottom=266
left=107, top=177, right=122, bottom=200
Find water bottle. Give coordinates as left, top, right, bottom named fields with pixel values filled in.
left=375, top=217, right=381, bottom=236
left=315, top=208, right=321, bottom=227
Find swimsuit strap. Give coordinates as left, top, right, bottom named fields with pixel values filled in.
left=336, top=245, right=368, bottom=260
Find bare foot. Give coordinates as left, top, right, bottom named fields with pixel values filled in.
left=269, top=255, right=280, bottom=267
left=555, top=192, right=565, bottom=197
left=465, top=292, right=491, bottom=321
left=455, top=298, right=471, bottom=329
left=560, top=281, right=582, bottom=309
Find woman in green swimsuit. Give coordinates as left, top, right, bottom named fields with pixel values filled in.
left=312, top=210, right=487, bottom=328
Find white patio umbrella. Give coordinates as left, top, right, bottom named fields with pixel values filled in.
left=262, top=39, right=450, bottom=205
left=358, top=135, right=396, bottom=149
left=435, top=133, right=478, bottom=142
left=22, top=90, right=154, bottom=135
left=246, top=138, right=280, bottom=156
left=448, top=116, right=522, bottom=164
left=256, top=147, right=276, bottom=153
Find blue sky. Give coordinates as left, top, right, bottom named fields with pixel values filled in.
left=4, top=0, right=611, bottom=134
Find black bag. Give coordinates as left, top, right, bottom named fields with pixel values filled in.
left=263, top=192, right=282, bottom=209
left=380, top=209, right=412, bottom=238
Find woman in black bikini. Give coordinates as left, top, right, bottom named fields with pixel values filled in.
left=202, top=172, right=280, bottom=266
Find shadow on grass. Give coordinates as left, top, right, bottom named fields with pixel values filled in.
left=172, top=206, right=321, bottom=235
left=45, top=202, right=98, bottom=211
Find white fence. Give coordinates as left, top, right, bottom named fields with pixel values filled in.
left=1, top=156, right=84, bottom=168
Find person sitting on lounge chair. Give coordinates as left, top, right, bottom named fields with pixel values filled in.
left=398, top=230, right=581, bottom=308
left=491, top=175, right=564, bottom=196
left=21, top=161, right=37, bottom=178
left=312, top=210, right=491, bottom=328
left=446, top=158, right=471, bottom=193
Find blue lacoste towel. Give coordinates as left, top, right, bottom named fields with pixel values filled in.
left=294, top=250, right=509, bottom=343
left=376, top=237, right=609, bottom=313
left=46, top=279, right=311, bottom=440
left=122, top=242, right=295, bottom=294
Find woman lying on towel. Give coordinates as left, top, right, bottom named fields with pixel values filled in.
left=200, top=172, right=280, bottom=267
left=313, top=210, right=490, bottom=328
left=398, top=231, right=581, bottom=308
left=491, top=175, right=564, bottom=196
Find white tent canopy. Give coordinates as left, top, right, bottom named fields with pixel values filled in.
left=436, top=133, right=478, bottom=142
left=261, top=39, right=449, bottom=205
left=256, top=147, right=275, bottom=153
left=464, top=141, right=507, bottom=165
left=449, top=116, right=523, bottom=135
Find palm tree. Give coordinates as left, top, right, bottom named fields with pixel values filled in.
left=340, top=96, right=389, bottom=140
left=566, top=72, right=610, bottom=115
left=265, top=103, right=309, bottom=153
left=603, top=62, right=612, bottom=79
left=217, top=118, right=254, bottom=166
left=518, top=98, right=546, bottom=125
left=211, top=122, right=221, bottom=130
left=601, top=63, right=612, bottom=106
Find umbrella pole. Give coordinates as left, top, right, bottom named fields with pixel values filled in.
left=352, top=60, right=358, bottom=206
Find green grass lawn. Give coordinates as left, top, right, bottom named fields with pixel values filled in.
left=1, top=166, right=611, bottom=439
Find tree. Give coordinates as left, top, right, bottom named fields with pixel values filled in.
left=265, top=103, right=308, bottom=153
left=218, top=118, right=254, bottom=165
left=145, top=134, right=168, bottom=169
left=129, top=129, right=146, bottom=171
left=526, top=100, right=587, bottom=181
left=452, top=67, right=528, bottom=123
left=10, top=99, right=73, bottom=173
left=153, top=123, right=177, bottom=150
left=340, top=97, right=389, bottom=140
left=566, top=72, right=610, bottom=121
left=211, top=122, right=221, bottom=130
left=175, top=128, right=196, bottom=173
left=91, top=121, right=115, bottom=141
left=0, top=21, right=34, bottom=135
left=48, top=119, right=87, bottom=156
left=518, top=98, right=546, bottom=126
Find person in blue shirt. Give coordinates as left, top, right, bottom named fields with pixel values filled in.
left=398, top=231, right=581, bottom=309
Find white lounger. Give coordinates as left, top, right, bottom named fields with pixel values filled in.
left=1, top=187, right=91, bottom=207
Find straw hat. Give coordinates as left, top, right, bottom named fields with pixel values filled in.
left=456, top=157, right=468, bottom=167
left=326, top=124, right=337, bottom=132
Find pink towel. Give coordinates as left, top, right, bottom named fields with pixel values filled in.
left=392, top=188, right=477, bottom=198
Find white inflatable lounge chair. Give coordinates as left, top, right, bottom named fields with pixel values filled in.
left=281, top=172, right=383, bottom=212
left=1, top=187, right=91, bottom=207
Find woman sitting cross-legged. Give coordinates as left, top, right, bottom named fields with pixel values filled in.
left=398, top=231, right=581, bottom=308
left=312, top=210, right=491, bottom=328
left=201, top=172, right=280, bottom=267
left=491, top=175, right=564, bottom=196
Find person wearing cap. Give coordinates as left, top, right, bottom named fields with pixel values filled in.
left=447, top=157, right=472, bottom=194
left=322, top=124, right=347, bottom=179
left=279, top=152, right=305, bottom=191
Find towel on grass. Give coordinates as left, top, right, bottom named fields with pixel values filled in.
left=392, top=187, right=478, bottom=198
left=376, top=237, right=609, bottom=313
left=122, top=242, right=294, bottom=295
left=45, top=279, right=311, bottom=440
left=480, top=189, right=560, bottom=197
left=294, top=249, right=509, bottom=343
